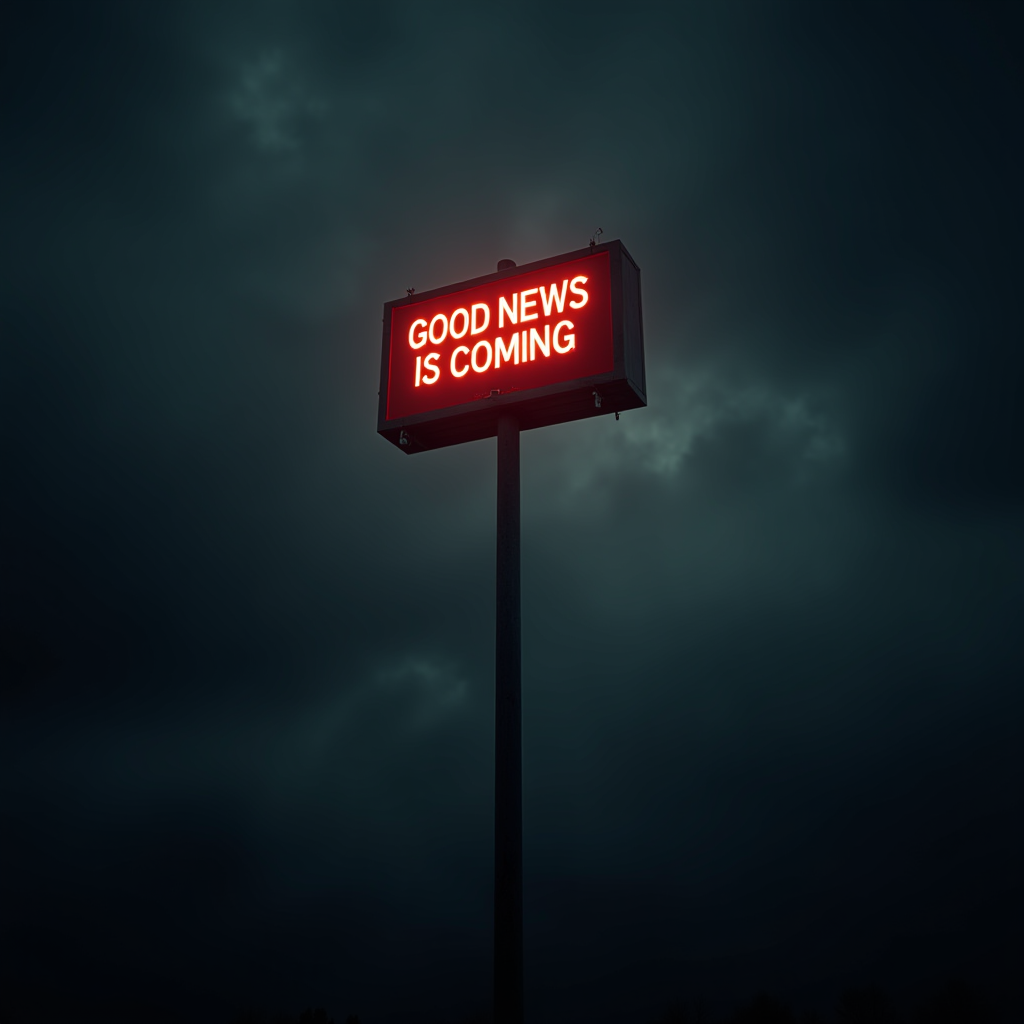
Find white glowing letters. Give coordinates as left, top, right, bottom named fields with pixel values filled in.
left=409, top=276, right=588, bottom=388
left=408, top=303, right=490, bottom=350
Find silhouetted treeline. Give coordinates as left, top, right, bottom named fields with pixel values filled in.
left=230, top=1008, right=359, bottom=1024
left=655, top=977, right=998, bottom=1024
left=225, top=977, right=1004, bottom=1024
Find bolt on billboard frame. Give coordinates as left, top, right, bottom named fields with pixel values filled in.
left=377, top=239, right=646, bottom=453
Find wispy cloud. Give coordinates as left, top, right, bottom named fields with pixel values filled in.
left=226, top=50, right=327, bottom=154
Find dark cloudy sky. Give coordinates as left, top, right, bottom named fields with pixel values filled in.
left=2, top=2, right=1022, bottom=1023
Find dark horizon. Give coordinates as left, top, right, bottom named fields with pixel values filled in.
left=2, top=1, right=1021, bottom=1022
left=7, top=972, right=1009, bottom=1023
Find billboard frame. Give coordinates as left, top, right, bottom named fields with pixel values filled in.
left=377, top=239, right=646, bottom=453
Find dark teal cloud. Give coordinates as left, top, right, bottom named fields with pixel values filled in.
left=2, top=2, right=1021, bottom=1022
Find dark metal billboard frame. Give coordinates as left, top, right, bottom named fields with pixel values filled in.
left=377, top=239, right=646, bottom=453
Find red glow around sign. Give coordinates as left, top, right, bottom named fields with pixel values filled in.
left=387, top=252, right=613, bottom=421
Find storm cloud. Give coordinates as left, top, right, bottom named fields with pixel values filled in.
left=2, top=2, right=1021, bottom=1022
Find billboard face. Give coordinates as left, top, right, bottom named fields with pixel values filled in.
left=387, top=252, right=613, bottom=421
left=378, top=240, right=645, bottom=453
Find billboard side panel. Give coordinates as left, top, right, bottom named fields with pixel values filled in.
left=378, top=306, right=393, bottom=434
left=621, top=245, right=646, bottom=400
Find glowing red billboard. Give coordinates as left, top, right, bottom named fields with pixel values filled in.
left=378, top=240, right=645, bottom=453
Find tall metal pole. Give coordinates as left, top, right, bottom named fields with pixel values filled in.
left=494, top=411, right=523, bottom=1024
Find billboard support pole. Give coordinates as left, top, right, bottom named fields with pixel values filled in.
left=494, top=411, right=523, bottom=1024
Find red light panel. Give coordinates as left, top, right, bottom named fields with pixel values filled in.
left=387, top=252, right=613, bottom=420
left=378, top=240, right=645, bottom=453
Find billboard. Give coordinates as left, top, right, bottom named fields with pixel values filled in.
left=378, top=239, right=645, bottom=453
